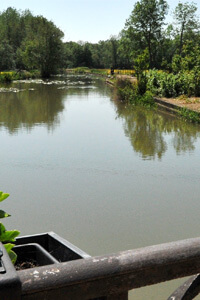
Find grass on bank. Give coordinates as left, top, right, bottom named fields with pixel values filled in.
left=0, top=70, right=40, bottom=82
left=178, top=107, right=200, bottom=123
left=66, top=67, right=135, bottom=76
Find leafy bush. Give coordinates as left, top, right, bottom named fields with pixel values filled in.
left=137, top=73, right=147, bottom=95
left=136, top=91, right=155, bottom=107
left=74, top=67, right=90, bottom=74
left=90, top=69, right=109, bottom=75
left=0, top=72, right=12, bottom=82
left=116, top=78, right=137, bottom=102
left=116, top=78, right=155, bottom=107
left=178, top=108, right=200, bottom=123
left=0, top=191, right=20, bottom=264
left=146, top=69, right=200, bottom=98
left=0, top=70, right=41, bottom=82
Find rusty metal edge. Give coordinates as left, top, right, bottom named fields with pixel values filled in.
left=17, top=237, right=200, bottom=299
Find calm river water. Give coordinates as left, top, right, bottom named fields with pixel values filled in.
left=1, top=75, right=200, bottom=299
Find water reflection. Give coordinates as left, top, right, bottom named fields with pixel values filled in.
left=1, top=74, right=199, bottom=158
left=0, top=75, right=110, bottom=134
left=0, top=83, right=65, bottom=134
left=114, top=100, right=200, bottom=159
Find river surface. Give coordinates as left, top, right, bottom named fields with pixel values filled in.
left=1, top=75, right=200, bottom=299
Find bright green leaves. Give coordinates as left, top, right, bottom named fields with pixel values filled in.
left=0, top=223, right=20, bottom=242
left=0, top=192, right=11, bottom=220
left=4, top=243, right=14, bottom=253
left=0, top=191, right=20, bottom=264
left=4, top=243, right=17, bottom=264
left=0, top=192, right=9, bottom=202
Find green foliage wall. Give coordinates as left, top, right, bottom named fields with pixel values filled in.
left=0, top=7, right=64, bottom=77
left=0, top=1, right=200, bottom=73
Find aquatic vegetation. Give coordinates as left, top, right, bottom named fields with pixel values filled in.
left=178, top=108, right=200, bottom=123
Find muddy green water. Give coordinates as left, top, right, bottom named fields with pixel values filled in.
left=1, top=75, right=200, bottom=299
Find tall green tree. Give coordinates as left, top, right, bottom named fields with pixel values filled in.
left=0, top=40, right=15, bottom=70
left=34, top=17, right=64, bottom=77
left=17, top=16, right=64, bottom=77
left=64, top=42, right=85, bottom=67
left=0, top=8, right=64, bottom=76
left=109, top=36, right=119, bottom=68
left=82, top=43, right=93, bottom=67
left=172, top=2, right=199, bottom=55
left=118, top=27, right=144, bottom=69
left=0, top=8, right=22, bottom=51
left=125, top=0, right=168, bottom=68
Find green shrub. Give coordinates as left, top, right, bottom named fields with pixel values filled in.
left=0, top=73, right=12, bottom=82
left=137, top=91, right=155, bottom=107
left=0, top=70, right=41, bottom=82
left=74, top=67, right=90, bottom=74
left=146, top=69, right=200, bottom=98
left=178, top=108, right=200, bottom=123
left=137, top=73, right=147, bottom=95
left=116, top=78, right=137, bottom=102
left=116, top=78, right=155, bottom=107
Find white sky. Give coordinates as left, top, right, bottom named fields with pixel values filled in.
left=0, top=0, right=199, bottom=43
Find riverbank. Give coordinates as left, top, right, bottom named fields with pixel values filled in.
left=108, top=75, right=200, bottom=123
left=0, top=70, right=41, bottom=83
left=154, top=97, right=200, bottom=123
left=154, top=96, right=200, bottom=113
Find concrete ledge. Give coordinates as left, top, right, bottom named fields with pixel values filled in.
left=154, top=97, right=200, bottom=117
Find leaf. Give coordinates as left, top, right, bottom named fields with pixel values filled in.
left=0, top=192, right=9, bottom=203
left=8, top=249, right=17, bottom=265
left=0, top=210, right=11, bottom=219
left=0, top=230, right=20, bottom=242
left=0, top=223, right=6, bottom=236
left=4, top=243, right=15, bottom=252
left=0, top=224, right=20, bottom=242
left=4, top=243, right=17, bottom=265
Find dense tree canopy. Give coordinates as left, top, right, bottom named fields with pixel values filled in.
left=0, top=7, right=64, bottom=77
left=0, top=1, right=199, bottom=74
left=125, top=0, right=169, bottom=68
left=63, top=0, right=200, bottom=72
left=172, top=2, right=199, bottom=55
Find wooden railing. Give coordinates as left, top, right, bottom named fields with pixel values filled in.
left=18, top=237, right=200, bottom=299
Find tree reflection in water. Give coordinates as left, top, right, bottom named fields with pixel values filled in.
left=0, top=75, right=109, bottom=134
left=113, top=100, right=200, bottom=159
left=0, top=84, right=65, bottom=134
left=0, top=76, right=199, bottom=159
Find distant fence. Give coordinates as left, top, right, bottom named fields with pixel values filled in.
left=18, top=237, right=200, bottom=299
